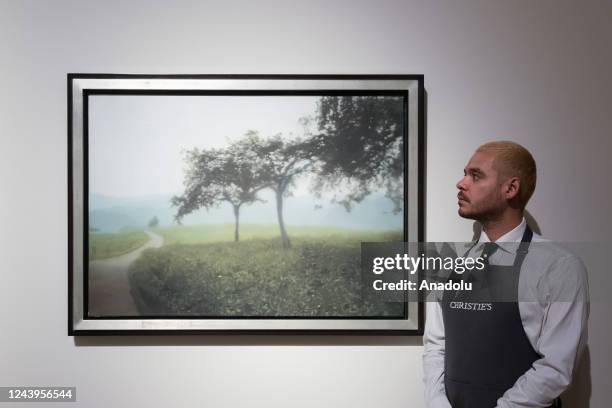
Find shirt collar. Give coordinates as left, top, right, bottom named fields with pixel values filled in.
left=477, top=218, right=527, bottom=253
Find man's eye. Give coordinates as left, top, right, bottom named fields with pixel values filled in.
left=472, top=174, right=479, bottom=180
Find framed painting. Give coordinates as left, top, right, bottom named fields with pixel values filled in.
left=68, top=74, right=424, bottom=335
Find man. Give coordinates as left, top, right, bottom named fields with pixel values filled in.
left=423, top=141, right=589, bottom=408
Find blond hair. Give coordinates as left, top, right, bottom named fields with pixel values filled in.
left=476, top=141, right=537, bottom=209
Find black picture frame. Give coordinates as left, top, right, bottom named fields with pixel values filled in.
left=68, top=74, right=425, bottom=335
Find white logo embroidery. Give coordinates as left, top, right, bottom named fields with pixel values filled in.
left=449, top=302, right=493, bottom=311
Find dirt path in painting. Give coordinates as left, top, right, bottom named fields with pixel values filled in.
left=88, top=230, right=164, bottom=317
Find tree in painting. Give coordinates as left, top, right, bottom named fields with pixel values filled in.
left=308, top=96, right=404, bottom=213
left=239, top=131, right=313, bottom=249
left=172, top=139, right=269, bottom=242
left=148, top=216, right=159, bottom=228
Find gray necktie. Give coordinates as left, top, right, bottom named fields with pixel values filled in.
left=480, top=242, right=499, bottom=266
left=468, top=243, right=499, bottom=288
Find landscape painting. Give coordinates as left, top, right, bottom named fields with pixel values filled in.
left=69, top=75, right=423, bottom=334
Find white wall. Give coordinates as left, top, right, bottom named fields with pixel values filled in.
left=1, top=0, right=610, bottom=407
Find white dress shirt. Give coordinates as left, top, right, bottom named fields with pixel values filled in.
left=422, top=218, right=589, bottom=408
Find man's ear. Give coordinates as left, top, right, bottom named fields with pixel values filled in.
left=504, top=176, right=521, bottom=200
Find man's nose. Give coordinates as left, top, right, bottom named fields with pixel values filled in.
left=456, top=176, right=467, bottom=190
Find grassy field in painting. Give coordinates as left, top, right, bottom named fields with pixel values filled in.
left=89, top=230, right=149, bottom=261
left=154, top=223, right=401, bottom=245
left=128, top=224, right=403, bottom=317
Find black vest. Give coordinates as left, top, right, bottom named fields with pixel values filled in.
left=441, top=226, right=558, bottom=408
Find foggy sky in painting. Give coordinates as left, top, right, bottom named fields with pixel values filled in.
left=88, top=94, right=404, bottom=231
left=89, top=95, right=317, bottom=197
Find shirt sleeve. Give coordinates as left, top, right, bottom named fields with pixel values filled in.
left=423, top=297, right=453, bottom=408
left=496, top=254, right=590, bottom=407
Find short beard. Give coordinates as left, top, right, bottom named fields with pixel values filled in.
left=458, top=203, right=504, bottom=223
